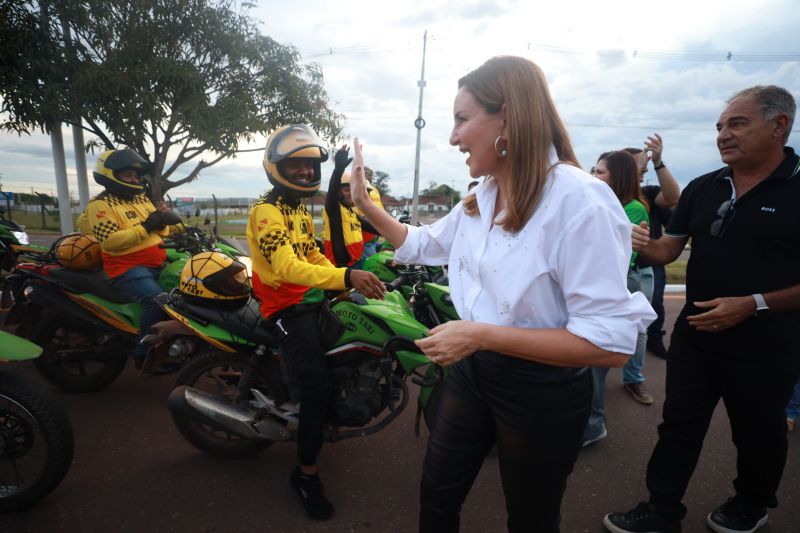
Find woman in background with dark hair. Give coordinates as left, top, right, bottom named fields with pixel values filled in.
left=350, top=57, right=654, bottom=532
left=583, top=150, right=654, bottom=447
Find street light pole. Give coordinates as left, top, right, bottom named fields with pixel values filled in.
left=411, top=30, right=427, bottom=226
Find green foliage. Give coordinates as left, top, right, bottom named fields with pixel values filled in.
left=665, top=259, right=687, bottom=284
left=421, top=182, right=461, bottom=204
left=0, top=0, right=343, bottom=200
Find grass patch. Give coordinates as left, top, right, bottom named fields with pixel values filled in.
left=665, top=259, right=687, bottom=284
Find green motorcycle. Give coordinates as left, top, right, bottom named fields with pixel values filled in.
left=0, top=331, right=74, bottom=511
left=362, top=249, right=447, bottom=286
left=5, top=227, right=247, bottom=392
left=0, top=210, right=48, bottom=308
left=164, top=275, right=455, bottom=458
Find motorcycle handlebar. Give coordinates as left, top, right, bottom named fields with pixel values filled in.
left=385, top=274, right=407, bottom=292
left=382, top=335, right=444, bottom=387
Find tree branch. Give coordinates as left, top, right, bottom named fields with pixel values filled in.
left=164, top=153, right=227, bottom=191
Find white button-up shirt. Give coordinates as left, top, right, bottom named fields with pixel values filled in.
left=394, top=150, right=655, bottom=355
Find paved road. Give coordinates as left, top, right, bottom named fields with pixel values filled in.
left=1, top=295, right=798, bottom=533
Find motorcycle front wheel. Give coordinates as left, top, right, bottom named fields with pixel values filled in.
left=32, top=317, right=129, bottom=393
left=171, top=350, right=275, bottom=459
left=0, top=371, right=74, bottom=512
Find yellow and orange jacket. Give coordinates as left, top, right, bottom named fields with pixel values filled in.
left=84, top=192, right=169, bottom=278
left=354, top=187, right=384, bottom=242
left=322, top=204, right=364, bottom=267
left=247, top=189, right=348, bottom=319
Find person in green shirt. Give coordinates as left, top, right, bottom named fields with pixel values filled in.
left=583, top=150, right=655, bottom=447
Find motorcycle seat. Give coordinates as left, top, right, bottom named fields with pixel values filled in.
left=174, top=296, right=278, bottom=347
left=47, top=267, right=130, bottom=304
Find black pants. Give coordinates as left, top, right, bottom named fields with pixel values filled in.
left=647, top=319, right=800, bottom=520
left=419, top=351, right=592, bottom=533
left=270, top=306, right=331, bottom=467
left=646, top=264, right=667, bottom=340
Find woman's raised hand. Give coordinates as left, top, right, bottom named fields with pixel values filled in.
left=351, top=138, right=370, bottom=209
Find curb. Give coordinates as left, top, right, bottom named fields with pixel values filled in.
left=665, top=284, right=686, bottom=294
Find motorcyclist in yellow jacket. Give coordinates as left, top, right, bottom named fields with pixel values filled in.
left=84, top=149, right=180, bottom=364
left=246, top=124, right=385, bottom=521
left=322, top=147, right=381, bottom=268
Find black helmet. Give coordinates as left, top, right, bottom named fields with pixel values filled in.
left=263, top=124, right=328, bottom=197
left=93, top=149, right=152, bottom=198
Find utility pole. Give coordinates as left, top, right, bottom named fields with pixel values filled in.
left=41, top=1, right=73, bottom=233
left=60, top=13, right=89, bottom=211
left=411, top=30, right=427, bottom=225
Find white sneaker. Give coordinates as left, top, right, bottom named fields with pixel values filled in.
left=582, top=426, right=608, bottom=447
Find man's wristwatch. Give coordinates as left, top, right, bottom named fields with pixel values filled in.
left=753, top=293, right=769, bottom=316
left=653, top=161, right=666, bottom=171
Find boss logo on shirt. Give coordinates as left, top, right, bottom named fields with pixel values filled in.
left=760, top=206, right=776, bottom=212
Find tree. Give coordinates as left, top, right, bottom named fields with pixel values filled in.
left=421, top=182, right=461, bottom=205
left=373, top=171, right=390, bottom=195
left=0, top=0, right=343, bottom=200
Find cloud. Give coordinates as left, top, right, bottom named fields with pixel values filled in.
left=2, top=0, right=798, bottom=205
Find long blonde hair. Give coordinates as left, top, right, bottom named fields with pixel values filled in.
left=460, top=56, right=579, bottom=232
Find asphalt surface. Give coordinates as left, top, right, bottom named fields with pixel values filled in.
left=2, top=233, right=797, bottom=532
left=1, top=295, right=798, bottom=533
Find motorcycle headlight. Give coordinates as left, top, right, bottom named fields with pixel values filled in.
left=11, top=231, right=29, bottom=245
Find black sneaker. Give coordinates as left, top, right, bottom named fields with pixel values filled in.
left=706, top=498, right=768, bottom=533
left=290, top=467, right=335, bottom=520
left=647, top=336, right=668, bottom=359
left=603, top=501, right=681, bottom=532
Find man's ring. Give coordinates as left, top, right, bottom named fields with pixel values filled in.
left=713, top=324, right=719, bottom=330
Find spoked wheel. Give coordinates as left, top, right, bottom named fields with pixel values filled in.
left=0, top=371, right=74, bottom=512
left=171, top=350, right=276, bottom=459
left=32, top=319, right=130, bottom=393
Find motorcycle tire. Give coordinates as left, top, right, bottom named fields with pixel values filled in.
left=171, top=350, right=274, bottom=459
left=0, top=371, right=74, bottom=512
left=32, top=317, right=129, bottom=393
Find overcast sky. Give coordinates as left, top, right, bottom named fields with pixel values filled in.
left=1, top=0, right=799, bottom=201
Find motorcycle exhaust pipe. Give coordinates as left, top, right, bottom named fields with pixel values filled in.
left=167, top=386, right=290, bottom=442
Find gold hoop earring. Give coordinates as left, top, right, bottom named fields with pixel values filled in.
left=494, top=136, right=508, bottom=158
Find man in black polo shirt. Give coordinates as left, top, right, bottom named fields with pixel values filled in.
left=604, top=85, right=800, bottom=533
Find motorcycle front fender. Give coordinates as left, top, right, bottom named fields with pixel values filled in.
left=0, top=330, right=42, bottom=361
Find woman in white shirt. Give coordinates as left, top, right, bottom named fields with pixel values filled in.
left=350, top=56, right=654, bottom=533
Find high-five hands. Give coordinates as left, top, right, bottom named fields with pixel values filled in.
left=350, top=138, right=370, bottom=209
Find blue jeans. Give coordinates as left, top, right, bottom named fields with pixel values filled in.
left=787, top=381, right=800, bottom=421
left=584, top=267, right=653, bottom=441
left=362, top=238, right=379, bottom=259
left=623, top=267, right=653, bottom=385
left=109, top=266, right=166, bottom=357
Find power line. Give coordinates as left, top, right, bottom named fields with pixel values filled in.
left=297, top=36, right=800, bottom=63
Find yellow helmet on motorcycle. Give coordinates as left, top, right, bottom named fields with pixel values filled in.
left=262, top=124, right=329, bottom=197
left=55, top=233, right=103, bottom=271
left=179, top=252, right=250, bottom=306
left=93, top=149, right=151, bottom=198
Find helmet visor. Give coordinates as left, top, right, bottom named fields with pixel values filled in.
left=267, top=124, right=329, bottom=164
left=104, top=149, right=152, bottom=176
left=205, top=261, right=250, bottom=296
